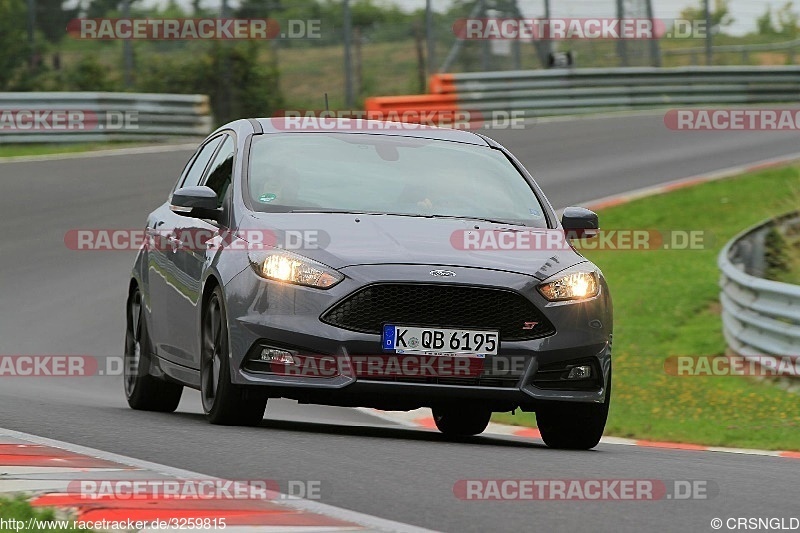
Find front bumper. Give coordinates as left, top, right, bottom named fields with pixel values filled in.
left=224, top=263, right=612, bottom=410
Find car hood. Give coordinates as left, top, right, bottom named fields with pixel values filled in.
left=242, top=213, right=585, bottom=280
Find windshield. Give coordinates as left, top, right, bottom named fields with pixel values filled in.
left=248, top=133, right=548, bottom=228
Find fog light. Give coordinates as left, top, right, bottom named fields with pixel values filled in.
left=260, top=348, right=296, bottom=365
left=566, top=365, right=592, bottom=379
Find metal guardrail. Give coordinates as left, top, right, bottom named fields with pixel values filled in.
left=718, top=212, right=800, bottom=373
left=0, top=92, right=212, bottom=143
left=366, top=66, right=800, bottom=119
left=662, top=38, right=800, bottom=59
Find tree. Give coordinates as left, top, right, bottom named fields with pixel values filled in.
left=86, top=0, right=141, bottom=18
left=757, top=6, right=778, bottom=35
left=236, top=0, right=283, bottom=18
left=36, top=0, right=79, bottom=45
left=0, top=0, right=30, bottom=89
left=679, top=0, right=734, bottom=35
left=755, top=2, right=799, bottom=38
left=776, top=2, right=799, bottom=38
left=134, top=42, right=284, bottom=125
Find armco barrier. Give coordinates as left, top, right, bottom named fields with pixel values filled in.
left=366, top=66, right=800, bottom=120
left=719, top=212, right=800, bottom=373
left=0, top=92, right=212, bottom=143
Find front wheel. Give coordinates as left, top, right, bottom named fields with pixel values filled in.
left=201, top=286, right=268, bottom=426
left=432, top=405, right=492, bottom=436
left=124, top=286, right=183, bottom=412
left=536, top=372, right=611, bottom=450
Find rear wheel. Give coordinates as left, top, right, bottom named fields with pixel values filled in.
left=201, top=286, right=268, bottom=426
left=432, top=405, right=492, bottom=436
left=124, top=286, right=183, bottom=412
left=536, top=372, right=611, bottom=450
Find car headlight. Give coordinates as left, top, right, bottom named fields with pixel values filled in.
left=248, top=250, right=343, bottom=289
left=538, top=270, right=599, bottom=301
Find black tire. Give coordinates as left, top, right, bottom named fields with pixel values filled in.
left=432, top=405, right=492, bottom=436
left=536, top=372, right=612, bottom=450
left=124, top=286, right=183, bottom=412
left=201, top=286, right=268, bottom=426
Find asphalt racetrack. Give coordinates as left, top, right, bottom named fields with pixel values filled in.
left=1, top=112, right=799, bottom=532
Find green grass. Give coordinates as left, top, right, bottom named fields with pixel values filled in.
left=0, top=142, right=153, bottom=159
left=494, top=165, right=800, bottom=451
left=0, top=496, right=89, bottom=532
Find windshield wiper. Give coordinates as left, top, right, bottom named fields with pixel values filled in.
left=423, top=214, right=526, bottom=227
left=288, top=210, right=526, bottom=227
left=289, top=209, right=373, bottom=214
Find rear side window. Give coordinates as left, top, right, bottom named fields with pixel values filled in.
left=178, top=137, right=223, bottom=190
left=203, top=136, right=235, bottom=208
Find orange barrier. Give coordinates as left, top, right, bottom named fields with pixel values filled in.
left=363, top=93, right=460, bottom=125
left=428, top=73, right=456, bottom=95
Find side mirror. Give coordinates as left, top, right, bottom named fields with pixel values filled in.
left=561, top=206, right=599, bottom=239
left=170, top=186, right=220, bottom=220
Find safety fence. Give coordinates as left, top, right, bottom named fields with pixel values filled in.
left=719, top=212, right=800, bottom=377
left=0, top=92, right=212, bottom=143
left=365, top=66, right=800, bottom=121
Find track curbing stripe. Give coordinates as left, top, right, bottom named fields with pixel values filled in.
left=0, top=427, right=437, bottom=533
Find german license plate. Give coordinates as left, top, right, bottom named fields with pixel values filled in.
left=382, top=325, right=498, bottom=357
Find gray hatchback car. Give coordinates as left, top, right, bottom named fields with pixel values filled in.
left=125, top=118, right=612, bottom=450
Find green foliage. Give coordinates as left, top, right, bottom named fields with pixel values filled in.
left=0, top=0, right=30, bottom=89
left=217, top=42, right=285, bottom=121
left=63, top=54, right=121, bottom=91
left=680, top=0, right=735, bottom=33
left=756, top=2, right=800, bottom=37
left=0, top=496, right=90, bottom=532
left=135, top=43, right=283, bottom=125
left=757, top=6, right=778, bottom=35
left=764, top=227, right=791, bottom=279
left=36, top=0, right=79, bottom=44
left=776, top=2, right=800, bottom=38
left=236, top=0, right=281, bottom=18
left=86, top=0, right=142, bottom=18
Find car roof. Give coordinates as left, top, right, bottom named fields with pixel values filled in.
left=243, top=117, right=491, bottom=146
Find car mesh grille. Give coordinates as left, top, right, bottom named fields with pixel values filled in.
left=321, top=283, right=555, bottom=341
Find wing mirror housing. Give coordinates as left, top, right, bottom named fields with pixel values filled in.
left=170, top=186, right=221, bottom=221
left=561, top=206, right=599, bottom=239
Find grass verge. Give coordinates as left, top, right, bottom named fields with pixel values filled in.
left=0, top=496, right=89, bottom=532
left=0, top=142, right=154, bottom=159
left=493, top=165, right=800, bottom=451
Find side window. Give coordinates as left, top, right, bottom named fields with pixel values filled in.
left=176, top=137, right=223, bottom=191
left=202, top=136, right=235, bottom=208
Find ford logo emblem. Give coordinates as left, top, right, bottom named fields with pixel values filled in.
left=429, top=269, right=456, bottom=277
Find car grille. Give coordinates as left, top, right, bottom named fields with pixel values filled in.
left=321, top=283, right=555, bottom=341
